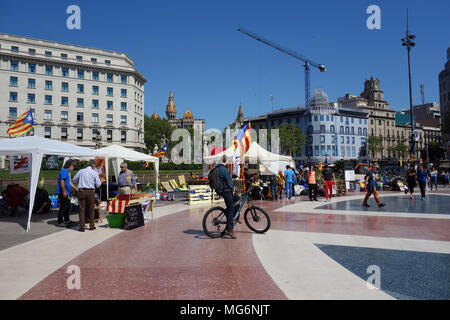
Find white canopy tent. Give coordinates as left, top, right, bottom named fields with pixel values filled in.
left=203, top=142, right=295, bottom=174
left=97, top=145, right=160, bottom=193
left=0, top=136, right=108, bottom=232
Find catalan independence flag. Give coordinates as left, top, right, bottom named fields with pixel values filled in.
left=7, top=108, right=35, bottom=137
left=233, top=123, right=251, bottom=156
left=153, top=142, right=168, bottom=158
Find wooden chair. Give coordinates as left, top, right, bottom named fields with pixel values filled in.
left=160, top=181, right=174, bottom=193
left=170, top=179, right=188, bottom=192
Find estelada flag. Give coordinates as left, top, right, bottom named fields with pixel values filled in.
left=153, top=142, right=168, bottom=158
left=7, top=108, right=35, bottom=137
left=233, top=123, right=251, bottom=157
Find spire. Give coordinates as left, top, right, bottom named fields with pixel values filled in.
left=166, top=91, right=177, bottom=120
left=235, top=104, right=245, bottom=126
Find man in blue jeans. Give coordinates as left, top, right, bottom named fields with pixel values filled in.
left=284, top=165, right=295, bottom=200
left=215, top=156, right=237, bottom=239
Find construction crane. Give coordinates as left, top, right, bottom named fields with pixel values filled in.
left=237, top=26, right=326, bottom=106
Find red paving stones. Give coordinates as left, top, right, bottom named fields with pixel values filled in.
left=19, top=191, right=450, bottom=300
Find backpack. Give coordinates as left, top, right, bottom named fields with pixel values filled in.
left=208, top=165, right=224, bottom=191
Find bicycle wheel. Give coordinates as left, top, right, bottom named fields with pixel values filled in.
left=244, top=206, right=271, bottom=234
left=202, top=206, right=227, bottom=238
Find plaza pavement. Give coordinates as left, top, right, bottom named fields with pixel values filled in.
left=0, top=189, right=449, bottom=300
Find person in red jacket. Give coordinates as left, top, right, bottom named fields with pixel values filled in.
left=2, top=184, right=28, bottom=216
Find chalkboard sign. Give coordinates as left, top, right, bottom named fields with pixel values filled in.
left=46, top=155, right=59, bottom=170
left=124, top=204, right=145, bottom=230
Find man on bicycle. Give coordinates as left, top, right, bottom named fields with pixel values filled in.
left=215, top=155, right=237, bottom=239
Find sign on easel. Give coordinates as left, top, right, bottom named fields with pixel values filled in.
left=345, top=170, right=356, bottom=191
left=124, top=204, right=145, bottom=230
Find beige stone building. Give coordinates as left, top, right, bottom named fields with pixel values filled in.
left=0, top=33, right=146, bottom=151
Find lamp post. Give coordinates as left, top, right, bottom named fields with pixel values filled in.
left=401, top=9, right=416, bottom=163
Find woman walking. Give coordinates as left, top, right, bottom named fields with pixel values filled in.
left=362, top=165, right=385, bottom=208
left=406, top=166, right=417, bottom=200
left=429, top=167, right=438, bottom=190
left=322, top=165, right=336, bottom=202
left=416, top=164, right=428, bottom=200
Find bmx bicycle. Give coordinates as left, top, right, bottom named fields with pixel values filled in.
left=202, top=186, right=271, bottom=238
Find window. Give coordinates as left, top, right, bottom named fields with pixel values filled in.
left=307, top=125, right=313, bottom=134
left=341, top=136, right=344, bottom=144
left=319, top=115, right=324, bottom=121
left=61, top=127, right=68, bottom=140
left=121, top=89, right=127, bottom=97
left=9, top=92, right=18, bottom=102
left=105, top=60, right=111, bottom=65
left=120, top=102, right=127, bottom=111
left=77, top=84, right=84, bottom=93
left=351, top=118, right=354, bottom=124
left=92, top=113, right=99, bottom=123
left=320, top=125, right=326, bottom=133
left=340, top=116, right=343, bottom=123
left=332, top=146, right=336, bottom=156
left=341, top=146, right=345, bottom=156
left=11, top=61, right=19, bottom=71
left=320, top=135, right=325, bottom=143
left=92, top=129, right=99, bottom=141
left=330, top=125, right=335, bottom=133
left=352, top=137, right=355, bottom=145
left=77, top=70, right=84, bottom=79
left=121, top=131, right=126, bottom=143
left=61, top=82, right=69, bottom=91
left=120, top=115, right=127, bottom=124
left=314, top=115, right=318, bottom=121
left=358, top=128, right=362, bottom=135
left=351, top=127, right=355, bottom=135
left=61, top=97, right=69, bottom=106
left=345, top=127, right=350, bottom=135
left=76, top=55, right=83, bottom=61
left=307, top=136, right=313, bottom=144
left=61, top=53, right=68, bottom=59
left=121, top=75, right=127, bottom=84
left=44, top=110, right=52, bottom=120
left=92, top=72, right=99, bottom=81
left=326, top=115, right=330, bottom=122
left=92, top=86, right=99, bottom=94
left=28, top=64, right=36, bottom=73
left=77, top=128, right=83, bottom=140
left=45, top=80, right=52, bottom=90
left=107, top=74, right=113, bottom=82
left=28, top=94, right=35, bottom=103
left=92, top=99, right=99, bottom=108
left=45, top=51, right=52, bottom=56
left=364, top=119, right=367, bottom=125
left=9, top=107, right=17, bottom=118
left=28, top=79, right=35, bottom=88
left=77, top=112, right=84, bottom=122
left=45, top=66, right=53, bottom=75
left=61, top=111, right=68, bottom=121
left=62, top=68, right=69, bottom=77
left=346, top=137, right=350, bottom=145
left=107, top=87, right=113, bottom=96
left=45, top=95, right=52, bottom=104
left=352, top=146, right=356, bottom=157
left=91, top=58, right=97, bottom=63
left=107, top=130, right=113, bottom=142
left=45, top=127, right=51, bottom=138
left=106, top=114, right=113, bottom=123
left=77, top=98, right=84, bottom=107
left=107, top=101, right=113, bottom=110
left=340, top=126, right=344, bottom=134
left=314, top=146, right=319, bottom=156
left=11, top=46, right=19, bottom=52
left=346, top=146, right=351, bottom=156
left=10, top=76, right=18, bottom=86
left=321, top=146, right=326, bottom=156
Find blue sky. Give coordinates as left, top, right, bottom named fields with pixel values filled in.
left=1, top=0, right=449, bottom=130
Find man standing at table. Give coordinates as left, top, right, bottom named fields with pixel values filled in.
left=73, top=160, right=101, bottom=232
left=118, top=162, right=136, bottom=195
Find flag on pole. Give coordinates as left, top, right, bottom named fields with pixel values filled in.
left=153, top=142, right=168, bottom=158
left=7, top=108, right=35, bottom=137
left=233, top=123, right=252, bottom=157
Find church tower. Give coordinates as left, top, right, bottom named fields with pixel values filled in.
left=361, top=77, right=387, bottom=109
left=166, top=91, right=177, bottom=120
left=235, top=104, right=245, bottom=128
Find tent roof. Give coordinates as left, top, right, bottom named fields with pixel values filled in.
left=98, top=145, right=158, bottom=162
left=204, top=141, right=293, bottom=162
left=0, top=136, right=106, bottom=157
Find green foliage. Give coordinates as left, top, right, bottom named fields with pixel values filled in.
left=144, top=115, right=175, bottom=154
left=368, top=136, right=383, bottom=157
left=271, top=123, right=307, bottom=156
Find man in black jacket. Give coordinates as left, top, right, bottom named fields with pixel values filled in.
left=215, top=156, right=237, bottom=239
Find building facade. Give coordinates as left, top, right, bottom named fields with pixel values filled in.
left=439, top=47, right=450, bottom=157
left=153, top=91, right=205, bottom=134
left=243, top=89, right=369, bottom=165
left=0, top=33, right=146, bottom=151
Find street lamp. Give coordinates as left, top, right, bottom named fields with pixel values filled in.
left=401, top=9, right=416, bottom=163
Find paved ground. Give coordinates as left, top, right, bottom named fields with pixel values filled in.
left=0, top=189, right=449, bottom=300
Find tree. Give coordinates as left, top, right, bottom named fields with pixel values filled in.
left=391, top=141, right=408, bottom=160
left=427, top=141, right=445, bottom=163
left=271, top=123, right=306, bottom=156
left=368, top=136, right=383, bottom=160
left=144, top=115, right=174, bottom=155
